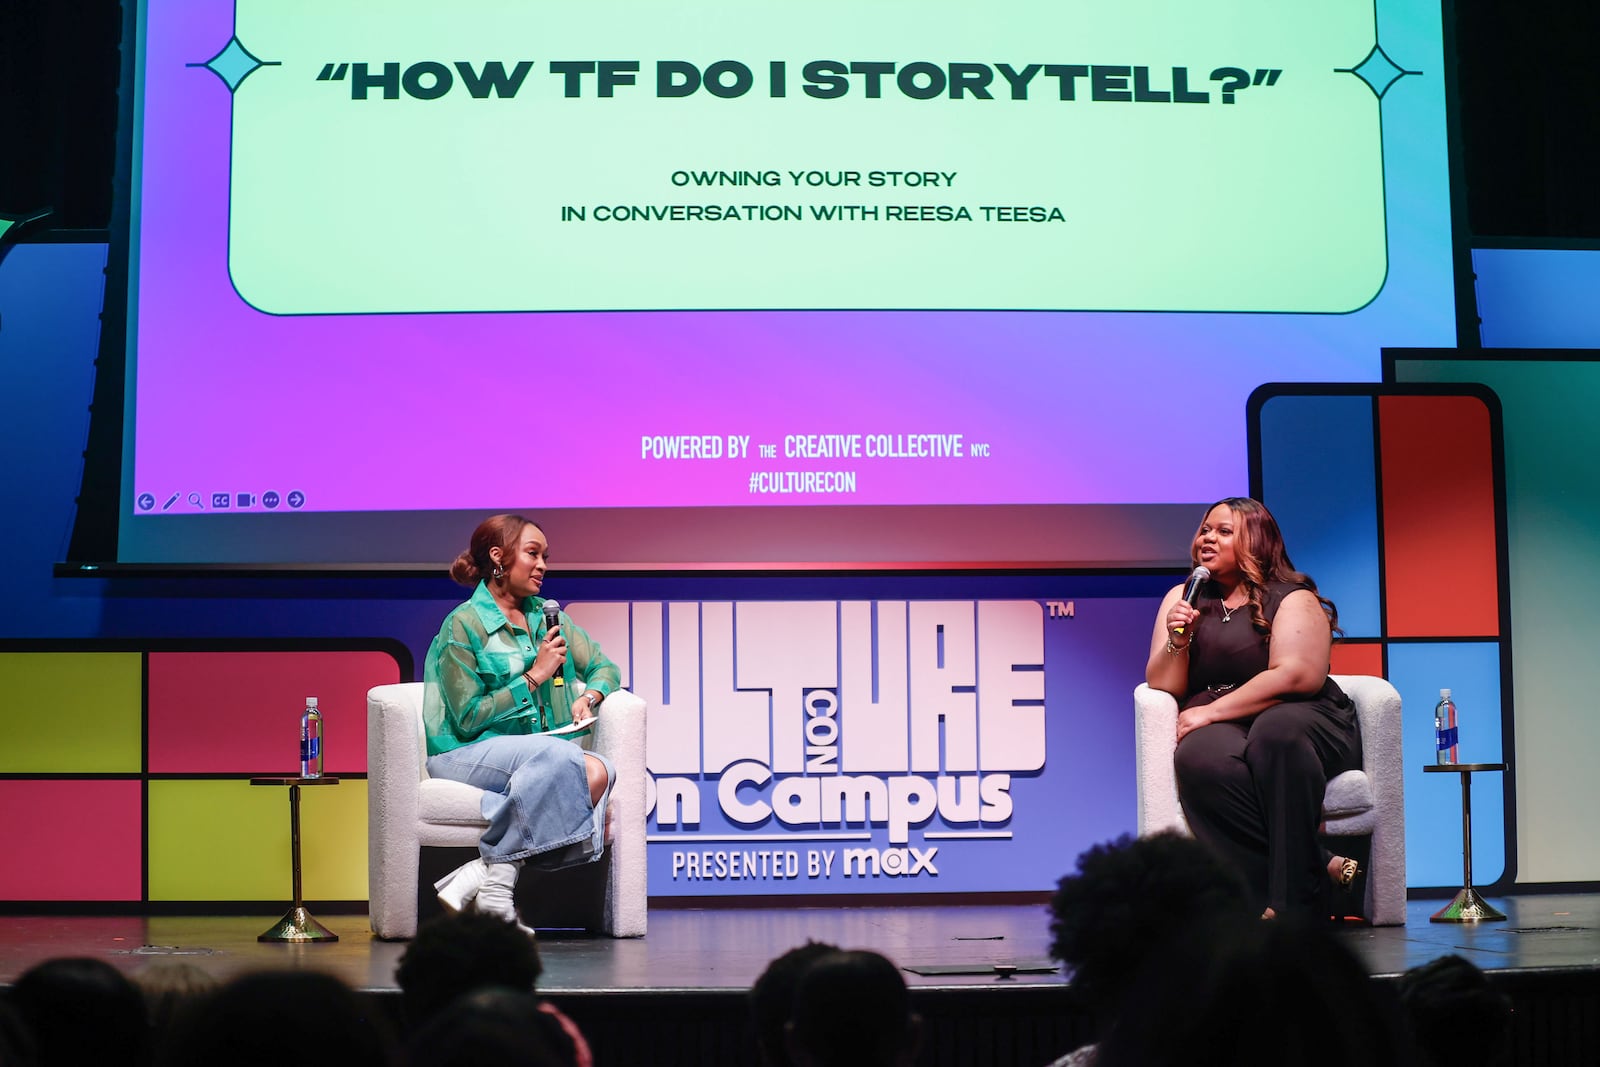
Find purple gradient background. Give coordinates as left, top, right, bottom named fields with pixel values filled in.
left=131, top=2, right=1457, bottom=518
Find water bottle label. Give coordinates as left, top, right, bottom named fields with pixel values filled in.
left=1436, top=726, right=1458, bottom=749
left=300, top=737, right=319, bottom=761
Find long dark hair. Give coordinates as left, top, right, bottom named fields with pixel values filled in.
left=448, top=514, right=542, bottom=588
left=1193, top=497, right=1340, bottom=636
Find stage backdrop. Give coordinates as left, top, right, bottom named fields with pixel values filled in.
left=8, top=242, right=1599, bottom=897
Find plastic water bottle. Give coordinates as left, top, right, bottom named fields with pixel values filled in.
left=1434, top=689, right=1458, bottom=765
left=300, top=697, right=323, bottom=778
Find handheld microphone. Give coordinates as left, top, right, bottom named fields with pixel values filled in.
left=1172, top=566, right=1211, bottom=636
left=542, top=599, right=564, bottom=687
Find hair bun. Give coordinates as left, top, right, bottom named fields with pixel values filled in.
left=448, top=550, right=480, bottom=587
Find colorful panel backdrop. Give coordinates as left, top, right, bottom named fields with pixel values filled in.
left=0, top=644, right=403, bottom=904
left=1251, top=385, right=1512, bottom=890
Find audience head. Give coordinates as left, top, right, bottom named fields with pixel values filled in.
left=395, top=910, right=545, bottom=1031
left=131, top=961, right=218, bottom=1050
left=786, top=949, right=920, bottom=1067
left=1095, top=913, right=1411, bottom=1067
left=9, top=956, right=149, bottom=1067
left=158, top=970, right=394, bottom=1067
left=0, top=998, right=38, bottom=1067
left=405, top=989, right=579, bottom=1067
left=749, top=940, right=840, bottom=1067
left=1396, top=954, right=1513, bottom=1067
left=1048, top=831, right=1253, bottom=1015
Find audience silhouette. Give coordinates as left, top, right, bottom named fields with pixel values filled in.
left=130, top=961, right=217, bottom=1064
left=396, top=910, right=545, bottom=1030
left=785, top=949, right=921, bottom=1067
left=394, top=910, right=590, bottom=1066
left=0, top=997, right=38, bottom=1067
left=9, top=957, right=149, bottom=1067
left=1093, top=912, right=1412, bottom=1067
left=405, top=987, right=580, bottom=1067
left=157, top=970, right=394, bottom=1067
left=750, top=940, right=840, bottom=1067
left=1046, top=831, right=1255, bottom=1065
left=1396, top=953, right=1513, bottom=1067
left=0, top=895, right=1538, bottom=1067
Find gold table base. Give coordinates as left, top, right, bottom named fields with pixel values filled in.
left=1430, top=886, right=1508, bottom=923
left=250, top=777, right=342, bottom=943
left=258, top=905, right=340, bottom=943
left=1424, top=763, right=1508, bottom=924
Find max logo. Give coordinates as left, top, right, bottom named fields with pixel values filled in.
left=317, top=61, right=533, bottom=100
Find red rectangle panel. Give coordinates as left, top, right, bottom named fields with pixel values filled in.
left=1379, top=396, right=1500, bottom=637
left=1330, top=641, right=1384, bottom=679
left=0, top=780, right=143, bottom=900
left=147, top=650, right=401, bottom=774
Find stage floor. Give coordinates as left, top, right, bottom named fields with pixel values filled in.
left=2, top=894, right=1597, bottom=997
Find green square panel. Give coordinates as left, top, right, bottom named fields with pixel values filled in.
left=0, top=652, right=142, bottom=772
left=148, top=779, right=370, bottom=902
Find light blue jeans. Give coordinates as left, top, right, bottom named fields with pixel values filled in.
left=427, top=734, right=614, bottom=870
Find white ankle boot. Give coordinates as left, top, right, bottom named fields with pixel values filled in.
left=474, top=861, right=535, bottom=936
left=434, top=858, right=489, bottom=914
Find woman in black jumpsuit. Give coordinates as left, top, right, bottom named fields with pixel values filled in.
left=1145, top=497, right=1362, bottom=918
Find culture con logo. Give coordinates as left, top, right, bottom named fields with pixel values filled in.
left=570, top=600, right=1046, bottom=879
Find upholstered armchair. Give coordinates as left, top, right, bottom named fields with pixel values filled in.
left=366, top=681, right=647, bottom=939
left=1133, top=674, right=1406, bottom=925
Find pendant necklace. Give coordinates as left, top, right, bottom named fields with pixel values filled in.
left=1218, top=599, right=1237, bottom=623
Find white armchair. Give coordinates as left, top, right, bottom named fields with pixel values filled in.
left=366, top=681, right=647, bottom=940
left=1134, top=674, right=1406, bottom=925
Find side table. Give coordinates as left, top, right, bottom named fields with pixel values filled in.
left=1422, top=763, right=1507, bottom=922
left=250, top=776, right=342, bottom=942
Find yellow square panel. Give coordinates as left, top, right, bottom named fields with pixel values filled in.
left=148, top=779, right=369, bottom=902
left=0, top=653, right=142, bottom=772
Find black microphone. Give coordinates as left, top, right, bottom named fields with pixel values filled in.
left=541, top=600, right=565, bottom=689
left=1172, top=566, right=1211, bottom=636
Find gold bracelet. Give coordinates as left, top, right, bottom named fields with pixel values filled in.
left=1164, top=635, right=1191, bottom=655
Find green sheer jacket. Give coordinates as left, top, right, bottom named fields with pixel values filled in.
left=422, top=582, right=621, bottom=756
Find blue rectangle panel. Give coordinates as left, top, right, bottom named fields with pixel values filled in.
left=1258, top=395, right=1381, bottom=638
left=1385, top=642, right=1506, bottom=889
left=1473, top=248, right=1600, bottom=348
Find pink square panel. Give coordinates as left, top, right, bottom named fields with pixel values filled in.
left=147, top=650, right=401, bottom=774
left=0, top=780, right=143, bottom=901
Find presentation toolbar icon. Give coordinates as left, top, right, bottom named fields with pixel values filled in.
left=262, top=491, right=281, bottom=509
left=187, top=491, right=204, bottom=509
left=161, top=492, right=180, bottom=511
left=236, top=492, right=255, bottom=507
left=212, top=492, right=231, bottom=508
left=287, top=490, right=305, bottom=509
left=137, top=493, right=156, bottom=511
